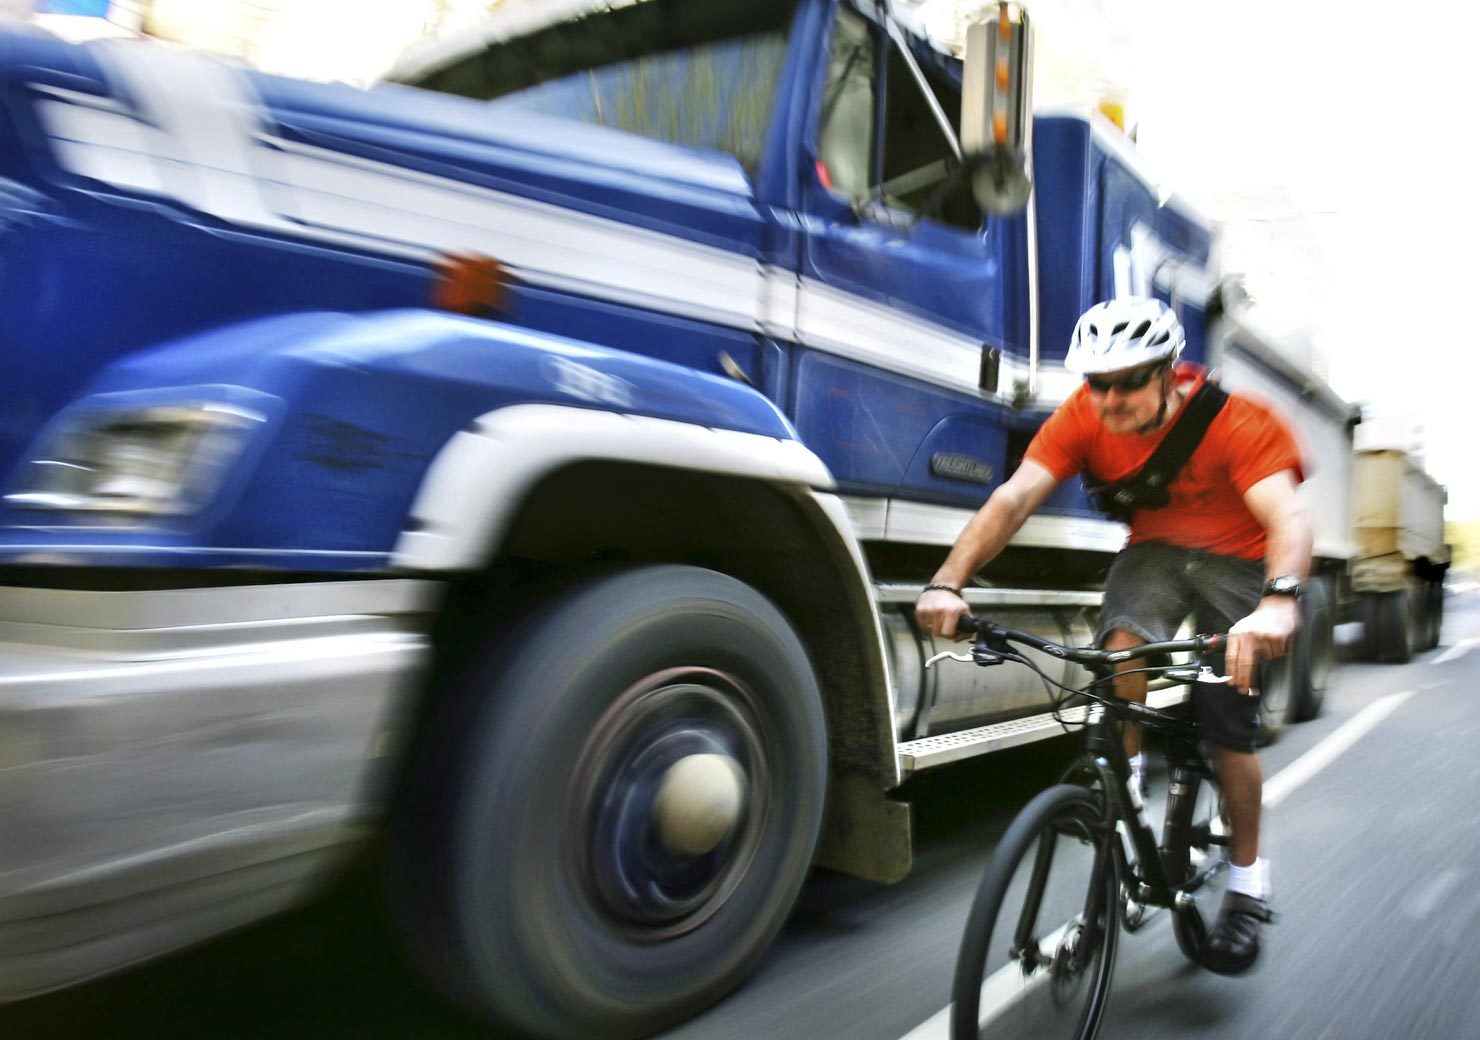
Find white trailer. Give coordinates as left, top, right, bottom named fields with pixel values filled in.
left=1350, top=444, right=1451, bottom=660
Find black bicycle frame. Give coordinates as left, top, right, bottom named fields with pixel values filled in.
left=1076, top=668, right=1223, bottom=911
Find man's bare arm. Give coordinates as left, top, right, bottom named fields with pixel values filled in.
left=1224, top=470, right=1313, bottom=691
left=916, top=460, right=1061, bottom=638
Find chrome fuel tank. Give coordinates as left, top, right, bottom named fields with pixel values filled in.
left=883, top=593, right=1100, bottom=739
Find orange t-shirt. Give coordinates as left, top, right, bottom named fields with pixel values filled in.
left=1024, top=363, right=1305, bottom=560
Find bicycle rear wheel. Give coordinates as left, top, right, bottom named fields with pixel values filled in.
left=951, top=785, right=1119, bottom=1040
left=1165, top=764, right=1231, bottom=967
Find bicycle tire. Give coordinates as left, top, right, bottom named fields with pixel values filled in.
left=1166, top=765, right=1231, bottom=967
left=951, top=784, right=1119, bottom=1040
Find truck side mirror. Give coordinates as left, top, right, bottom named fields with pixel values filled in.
left=960, top=2, right=1033, bottom=215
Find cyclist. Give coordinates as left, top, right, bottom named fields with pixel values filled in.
left=916, top=296, right=1311, bottom=973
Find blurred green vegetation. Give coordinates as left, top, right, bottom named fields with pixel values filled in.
left=1446, top=519, right=1480, bottom=576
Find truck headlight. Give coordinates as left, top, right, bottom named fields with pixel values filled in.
left=4, top=403, right=265, bottom=518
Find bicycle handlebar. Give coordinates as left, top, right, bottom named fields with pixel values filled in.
left=953, top=615, right=1225, bottom=667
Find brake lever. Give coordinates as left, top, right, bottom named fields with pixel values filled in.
left=925, top=646, right=1006, bottom=668
left=1163, top=665, right=1233, bottom=685
left=925, top=650, right=972, bottom=668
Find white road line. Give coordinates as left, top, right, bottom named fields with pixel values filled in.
left=1433, top=638, right=1478, bottom=666
left=1261, top=689, right=1417, bottom=809
left=899, top=688, right=1419, bottom=1040
left=898, top=1002, right=951, bottom=1039
left=898, top=924, right=1069, bottom=1040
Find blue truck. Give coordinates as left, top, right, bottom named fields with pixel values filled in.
left=0, top=2, right=1364, bottom=1036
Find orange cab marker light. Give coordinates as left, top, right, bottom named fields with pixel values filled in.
left=996, top=57, right=1011, bottom=91
left=815, top=159, right=834, bottom=191
left=994, top=111, right=1008, bottom=144
left=998, top=3, right=1012, bottom=42
left=433, top=253, right=512, bottom=316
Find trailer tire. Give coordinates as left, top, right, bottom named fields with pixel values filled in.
left=1369, top=589, right=1413, bottom=664
left=1256, top=653, right=1296, bottom=745
left=1291, top=578, right=1333, bottom=722
left=1405, top=584, right=1427, bottom=655
left=389, top=565, right=827, bottom=1040
left=1358, top=593, right=1380, bottom=662
left=1423, top=580, right=1444, bottom=649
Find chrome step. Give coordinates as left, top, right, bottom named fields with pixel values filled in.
left=897, top=688, right=1189, bottom=776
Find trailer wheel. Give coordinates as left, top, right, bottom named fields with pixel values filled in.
left=390, top=565, right=827, bottom=1040
left=1256, top=652, right=1296, bottom=745
left=1405, top=585, right=1427, bottom=655
left=1358, top=593, right=1380, bottom=662
left=1291, top=578, right=1333, bottom=722
left=1366, top=589, right=1413, bottom=664
left=1423, top=580, right=1444, bottom=649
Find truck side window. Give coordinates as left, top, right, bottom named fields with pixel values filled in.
left=816, top=8, right=877, bottom=201
left=879, top=46, right=977, bottom=231
left=814, top=8, right=978, bottom=232
left=412, top=0, right=794, bottom=173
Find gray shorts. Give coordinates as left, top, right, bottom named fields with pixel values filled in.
left=1098, top=541, right=1265, bottom=753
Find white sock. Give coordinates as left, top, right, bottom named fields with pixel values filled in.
left=1129, top=753, right=1146, bottom=782
left=1228, top=857, right=1268, bottom=899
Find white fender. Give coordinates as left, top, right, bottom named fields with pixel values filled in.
left=394, top=404, right=834, bottom=571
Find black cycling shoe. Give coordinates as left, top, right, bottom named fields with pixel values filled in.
left=1203, top=891, right=1274, bottom=975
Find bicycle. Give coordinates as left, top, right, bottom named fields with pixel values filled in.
left=936, top=616, right=1241, bottom=1040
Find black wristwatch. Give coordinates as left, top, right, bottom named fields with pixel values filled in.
left=1262, top=575, right=1302, bottom=598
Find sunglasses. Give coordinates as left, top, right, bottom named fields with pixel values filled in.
left=1084, top=364, right=1166, bottom=394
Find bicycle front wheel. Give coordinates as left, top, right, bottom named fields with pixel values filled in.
left=951, top=784, right=1120, bottom=1040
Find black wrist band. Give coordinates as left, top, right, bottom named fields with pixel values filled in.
left=924, top=583, right=964, bottom=596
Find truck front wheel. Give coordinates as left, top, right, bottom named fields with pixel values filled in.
left=390, top=565, right=827, bottom=1040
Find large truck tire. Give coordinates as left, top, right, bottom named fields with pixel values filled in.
left=1358, top=592, right=1380, bottom=662
left=1407, top=582, right=1429, bottom=653
left=1256, top=652, right=1296, bottom=745
left=389, top=565, right=827, bottom=1040
left=1423, top=580, right=1444, bottom=650
left=1363, top=588, right=1413, bottom=664
left=1291, top=578, right=1334, bottom=722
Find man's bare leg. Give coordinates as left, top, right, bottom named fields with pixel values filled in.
left=1213, top=747, right=1263, bottom=870
left=1206, top=744, right=1271, bottom=971
left=1103, top=629, right=1148, bottom=759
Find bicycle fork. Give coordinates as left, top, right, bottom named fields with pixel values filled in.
left=1010, top=808, right=1114, bottom=974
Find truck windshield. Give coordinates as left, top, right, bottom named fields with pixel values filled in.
left=404, top=0, right=795, bottom=173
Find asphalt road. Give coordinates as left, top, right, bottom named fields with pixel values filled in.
left=6, top=593, right=1478, bottom=1040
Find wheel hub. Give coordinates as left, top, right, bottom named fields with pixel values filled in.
left=573, top=670, right=769, bottom=938
left=652, top=752, right=748, bottom=856
left=1050, top=919, right=1092, bottom=1006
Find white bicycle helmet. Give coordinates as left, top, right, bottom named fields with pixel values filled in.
left=1064, top=297, right=1185, bottom=375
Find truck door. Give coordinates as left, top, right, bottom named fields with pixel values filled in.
left=791, top=3, right=1017, bottom=507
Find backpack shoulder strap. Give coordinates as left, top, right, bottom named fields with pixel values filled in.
left=1132, top=380, right=1230, bottom=491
